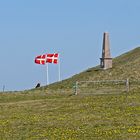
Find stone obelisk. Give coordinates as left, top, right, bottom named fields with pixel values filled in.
left=100, top=32, right=112, bottom=69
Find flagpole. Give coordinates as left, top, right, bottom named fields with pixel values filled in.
left=46, top=63, right=49, bottom=85
left=45, top=54, right=49, bottom=85
left=58, top=53, right=61, bottom=82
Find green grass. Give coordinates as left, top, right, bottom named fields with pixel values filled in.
left=0, top=91, right=140, bottom=140
left=0, top=47, right=140, bottom=139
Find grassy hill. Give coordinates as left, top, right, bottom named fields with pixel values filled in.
left=48, top=47, right=140, bottom=91
left=0, top=47, right=140, bottom=139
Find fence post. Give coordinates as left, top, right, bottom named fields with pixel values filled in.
left=3, top=85, right=5, bottom=93
left=126, top=79, right=129, bottom=92
left=74, top=81, right=78, bottom=95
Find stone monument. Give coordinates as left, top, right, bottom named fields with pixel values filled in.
left=100, top=32, right=112, bottom=69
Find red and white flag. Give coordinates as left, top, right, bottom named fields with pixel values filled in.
left=35, top=54, right=46, bottom=65
left=46, top=53, right=59, bottom=64
left=35, top=53, right=59, bottom=65
left=35, top=52, right=61, bottom=83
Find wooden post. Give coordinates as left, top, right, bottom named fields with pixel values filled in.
left=75, top=81, right=78, bottom=95
left=126, top=79, right=130, bottom=92
left=3, top=85, right=5, bottom=93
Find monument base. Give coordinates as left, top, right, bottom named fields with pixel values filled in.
left=100, top=58, right=112, bottom=69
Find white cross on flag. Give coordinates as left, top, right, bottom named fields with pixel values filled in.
left=35, top=53, right=59, bottom=65
left=46, top=53, right=59, bottom=64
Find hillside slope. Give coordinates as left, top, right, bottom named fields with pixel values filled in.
left=1, top=47, right=140, bottom=140
left=49, top=47, right=140, bottom=89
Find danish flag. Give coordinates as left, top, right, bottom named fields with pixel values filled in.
left=35, top=53, right=59, bottom=65
left=46, top=53, right=59, bottom=64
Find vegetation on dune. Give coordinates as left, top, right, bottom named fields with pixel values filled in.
left=0, top=47, right=140, bottom=139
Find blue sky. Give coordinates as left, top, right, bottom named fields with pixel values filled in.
left=0, top=0, right=140, bottom=91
